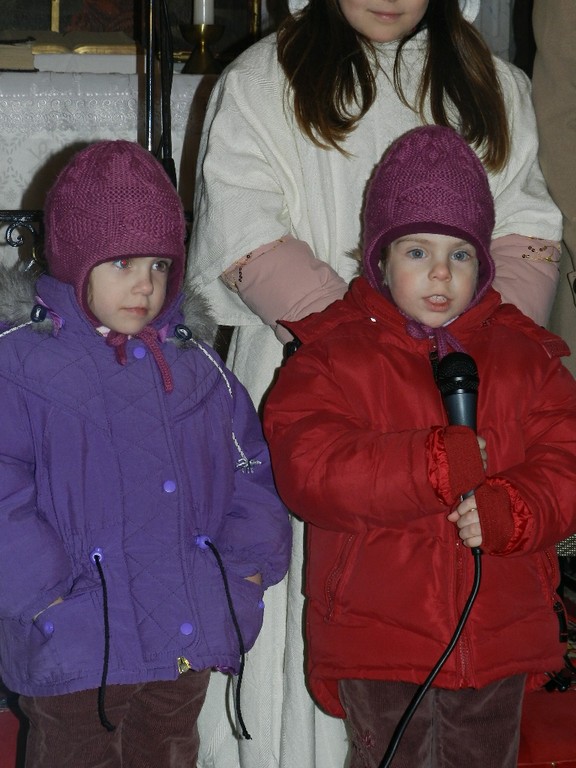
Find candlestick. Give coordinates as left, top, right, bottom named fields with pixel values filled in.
left=193, top=0, right=214, bottom=25
left=180, top=23, right=223, bottom=74
left=250, top=0, right=261, bottom=42
left=51, top=0, right=60, bottom=32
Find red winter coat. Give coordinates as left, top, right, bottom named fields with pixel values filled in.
left=264, top=277, right=576, bottom=718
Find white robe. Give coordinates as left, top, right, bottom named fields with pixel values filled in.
left=187, top=15, right=561, bottom=768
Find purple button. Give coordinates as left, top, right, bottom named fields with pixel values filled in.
left=180, top=622, right=194, bottom=636
left=163, top=479, right=177, bottom=493
left=133, top=346, right=147, bottom=359
left=43, top=621, right=54, bottom=637
left=258, top=600, right=265, bottom=610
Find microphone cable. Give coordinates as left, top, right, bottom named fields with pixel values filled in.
left=378, top=351, right=483, bottom=767
left=377, top=547, right=481, bottom=768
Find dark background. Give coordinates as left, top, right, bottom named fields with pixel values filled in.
left=0, top=0, right=290, bottom=61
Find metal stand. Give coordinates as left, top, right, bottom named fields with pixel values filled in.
left=180, top=23, right=224, bottom=74
left=142, top=0, right=177, bottom=186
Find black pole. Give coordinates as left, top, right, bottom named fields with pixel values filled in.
left=142, top=0, right=176, bottom=186
left=144, top=0, right=155, bottom=153
left=158, top=0, right=176, bottom=186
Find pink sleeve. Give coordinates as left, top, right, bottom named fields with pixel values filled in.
left=491, top=234, right=561, bottom=326
left=221, top=236, right=348, bottom=343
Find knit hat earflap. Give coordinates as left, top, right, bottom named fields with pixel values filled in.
left=362, top=125, right=495, bottom=307
left=44, top=140, right=186, bottom=319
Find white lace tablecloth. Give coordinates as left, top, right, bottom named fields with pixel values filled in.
left=0, top=70, right=211, bottom=210
left=0, top=70, right=216, bottom=265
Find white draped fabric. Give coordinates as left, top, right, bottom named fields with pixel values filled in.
left=0, top=71, right=212, bottom=264
left=0, top=71, right=208, bottom=209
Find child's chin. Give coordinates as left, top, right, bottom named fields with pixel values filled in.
left=109, top=321, right=149, bottom=335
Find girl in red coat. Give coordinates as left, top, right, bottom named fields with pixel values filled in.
left=264, top=125, right=576, bottom=768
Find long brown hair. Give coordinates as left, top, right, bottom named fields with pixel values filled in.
left=277, top=0, right=509, bottom=172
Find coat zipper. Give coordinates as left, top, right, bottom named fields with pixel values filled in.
left=453, top=540, right=472, bottom=684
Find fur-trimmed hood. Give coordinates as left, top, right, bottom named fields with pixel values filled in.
left=0, top=262, right=217, bottom=344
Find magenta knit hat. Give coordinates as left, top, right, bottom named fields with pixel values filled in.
left=363, top=125, right=495, bottom=303
left=44, top=140, right=186, bottom=317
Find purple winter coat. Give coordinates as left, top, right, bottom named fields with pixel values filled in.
left=0, top=265, right=291, bottom=697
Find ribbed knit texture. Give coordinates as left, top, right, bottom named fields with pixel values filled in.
left=362, top=125, right=495, bottom=303
left=44, top=140, right=186, bottom=318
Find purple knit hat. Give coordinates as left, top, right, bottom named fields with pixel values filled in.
left=363, top=125, right=495, bottom=305
left=44, top=140, right=186, bottom=318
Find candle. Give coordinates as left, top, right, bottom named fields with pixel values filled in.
left=51, top=0, right=61, bottom=32
left=193, top=0, right=214, bottom=25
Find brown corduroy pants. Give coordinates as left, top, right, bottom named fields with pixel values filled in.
left=18, top=669, right=211, bottom=768
left=339, top=675, right=526, bottom=768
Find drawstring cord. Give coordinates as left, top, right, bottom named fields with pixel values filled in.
left=199, top=536, right=252, bottom=740
left=135, top=326, right=174, bottom=392
left=91, top=536, right=253, bottom=738
left=405, top=318, right=465, bottom=359
left=106, top=326, right=174, bottom=392
left=4, top=315, right=257, bottom=738
left=105, top=330, right=128, bottom=365
left=91, top=550, right=116, bottom=732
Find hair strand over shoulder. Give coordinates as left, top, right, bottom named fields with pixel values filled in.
left=277, top=0, right=509, bottom=171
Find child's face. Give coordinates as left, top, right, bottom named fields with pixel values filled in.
left=337, top=0, right=428, bottom=42
left=86, top=256, right=172, bottom=334
left=383, top=233, right=478, bottom=328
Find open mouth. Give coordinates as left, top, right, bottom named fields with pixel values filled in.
left=426, top=295, right=449, bottom=305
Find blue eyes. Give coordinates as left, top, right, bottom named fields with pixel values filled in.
left=406, top=249, right=471, bottom=262
left=111, top=258, right=171, bottom=271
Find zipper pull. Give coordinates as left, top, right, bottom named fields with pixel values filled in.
left=177, top=656, right=192, bottom=674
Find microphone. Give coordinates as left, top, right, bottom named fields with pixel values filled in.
left=436, top=351, right=479, bottom=433
left=436, top=352, right=479, bottom=501
left=437, top=352, right=482, bottom=563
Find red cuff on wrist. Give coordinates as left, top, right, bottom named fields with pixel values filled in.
left=427, top=425, right=485, bottom=505
left=475, top=482, right=514, bottom=553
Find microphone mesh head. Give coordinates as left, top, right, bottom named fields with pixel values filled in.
left=436, top=352, right=479, bottom=396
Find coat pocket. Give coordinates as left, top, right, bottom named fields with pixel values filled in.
left=1, top=588, right=106, bottom=690
left=305, top=531, right=360, bottom=623
left=224, top=572, right=265, bottom=653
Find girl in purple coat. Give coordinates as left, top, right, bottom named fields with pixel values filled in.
left=0, top=140, right=291, bottom=768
